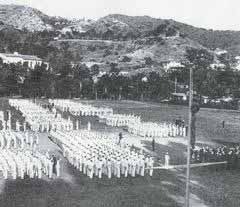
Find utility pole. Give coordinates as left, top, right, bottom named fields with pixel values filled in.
left=93, top=84, right=98, bottom=100
left=174, top=76, right=177, bottom=93
left=119, top=86, right=122, bottom=101
left=79, top=81, right=82, bottom=98
left=185, top=66, right=193, bottom=207
left=95, top=90, right=98, bottom=100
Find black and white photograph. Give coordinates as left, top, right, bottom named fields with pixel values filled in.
left=0, top=0, right=239, bottom=206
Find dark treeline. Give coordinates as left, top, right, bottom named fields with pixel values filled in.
left=1, top=58, right=240, bottom=103
left=0, top=45, right=240, bottom=110
left=0, top=59, right=172, bottom=101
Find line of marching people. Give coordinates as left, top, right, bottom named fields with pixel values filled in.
left=0, top=131, right=61, bottom=180
left=48, top=99, right=187, bottom=139
left=9, top=99, right=74, bottom=132
left=48, top=99, right=113, bottom=117
left=0, top=130, right=38, bottom=150
left=50, top=130, right=154, bottom=179
left=100, top=113, right=186, bottom=138
left=128, top=121, right=187, bottom=138
left=0, top=110, right=35, bottom=132
left=0, top=149, right=59, bottom=179
left=100, top=114, right=141, bottom=127
left=0, top=109, right=29, bottom=132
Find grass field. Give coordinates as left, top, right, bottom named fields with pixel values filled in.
left=0, top=98, right=240, bottom=207
left=81, top=99, right=240, bottom=145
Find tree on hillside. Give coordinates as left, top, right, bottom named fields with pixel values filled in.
left=72, top=64, right=92, bottom=98
left=151, top=23, right=168, bottom=36
left=144, top=57, right=154, bottom=66
left=185, top=47, right=214, bottom=98
left=165, top=26, right=178, bottom=37
left=185, top=48, right=214, bottom=68
left=109, top=63, right=120, bottom=75
left=22, top=64, right=47, bottom=97
left=120, top=56, right=132, bottom=62
left=90, top=64, right=100, bottom=76
left=102, top=29, right=114, bottom=40
left=147, top=72, right=170, bottom=100
left=0, top=63, right=18, bottom=96
left=0, top=62, right=30, bottom=96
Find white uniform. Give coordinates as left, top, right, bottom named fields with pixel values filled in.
left=56, top=159, right=61, bottom=177
left=165, top=153, right=170, bottom=168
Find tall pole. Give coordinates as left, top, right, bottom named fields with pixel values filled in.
left=95, top=90, right=98, bottom=100
left=174, top=76, right=177, bottom=93
left=185, top=66, right=193, bottom=207
left=93, top=84, right=98, bottom=100
left=79, top=81, right=82, bottom=98
left=119, top=86, right=122, bottom=101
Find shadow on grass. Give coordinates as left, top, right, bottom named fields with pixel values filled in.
left=189, top=167, right=240, bottom=207
left=212, top=139, right=240, bottom=146
left=142, top=140, right=187, bottom=165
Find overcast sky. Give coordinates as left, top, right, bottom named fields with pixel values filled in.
left=1, top=0, right=240, bottom=31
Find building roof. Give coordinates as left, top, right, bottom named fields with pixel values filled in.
left=214, top=48, right=228, bottom=56
left=171, top=93, right=187, bottom=97
left=0, top=52, right=42, bottom=61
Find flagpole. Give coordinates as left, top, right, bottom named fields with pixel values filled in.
left=185, top=66, right=193, bottom=207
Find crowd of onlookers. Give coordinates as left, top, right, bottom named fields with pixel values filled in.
left=191, top=145, right=240, bottom=168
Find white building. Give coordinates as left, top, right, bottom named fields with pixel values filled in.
left=0, top=52, right=49, bottom=70
left=214, top=48, right=228, bottom=56
left=163, top=61, right=184, bottom=71
left=210, top=63, right=226, bottom=70
left=235, top=56, right=240, bottom=71
left=119, top=71, right=129, bottom=76
left=171, top=92, right=187, bottom=101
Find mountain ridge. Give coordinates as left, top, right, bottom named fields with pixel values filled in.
left=0, top=4, right=239, bottom=73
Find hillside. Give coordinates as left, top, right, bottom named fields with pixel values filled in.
left=50, top=35, right=209, bottom=74
left=1, top=4, right=239, bottom=50
left=171, top=20, right=240, bottom=50
left=0, top=4, right=239, bottom=74
left=0, top=4, right=54, bottom=31
left=75, top=14, right=240, bottom=50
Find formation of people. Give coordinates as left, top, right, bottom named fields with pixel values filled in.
left=3, top=99, right=184, bottom=178
left=0, top=130, right=60, bottom=180
left=128, top=121, right=186, bottom=138
left=0, top=110, right=13, bottom=131
left=101, top=113, right=186, bottom=138
left=9, top=99, right=74, bottom=132
left=50, top=130, right=155, bottom=179
left=49, top=99, right=187, bottom=139
left=100, top=114, right=141, bottom=127
left=0, top=109, right=33, bottom=132
left=48, top=99, right=113, bottom=117
left=0, top=130, right=38, bottom=149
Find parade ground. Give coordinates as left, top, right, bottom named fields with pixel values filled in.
left=0, top=98, right=240, bottom=207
